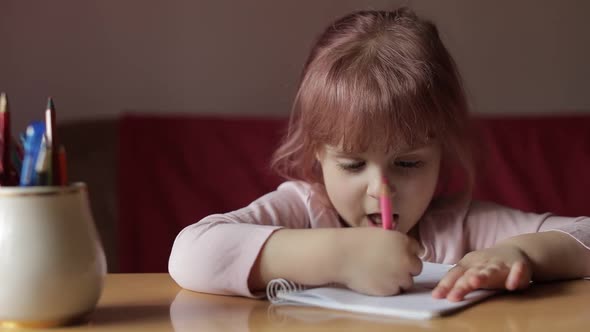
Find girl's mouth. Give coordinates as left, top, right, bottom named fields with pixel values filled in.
left=367, top=213, right=399, bottom=227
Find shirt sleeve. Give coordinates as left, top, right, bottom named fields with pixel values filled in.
left=465, top=201, right=590, bottom=252
left=168, top=181, right=315, bottom=298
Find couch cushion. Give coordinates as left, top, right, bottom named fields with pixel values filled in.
left=59, top=119, right=119, bottom=272
left=470, top=116, right=590, bottom=217
left=119, top=113, right=590, bottom=272
left=118, top=114, right=285, bottom=272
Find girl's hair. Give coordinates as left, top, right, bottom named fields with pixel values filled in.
left=272, top=8, right=475, bottom=196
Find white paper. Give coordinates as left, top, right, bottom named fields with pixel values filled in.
left=271, top=262, right=496, bottom=320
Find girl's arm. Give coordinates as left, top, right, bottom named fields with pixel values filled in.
left=249, top=227, right=423, bottom=296
left=497, top=230, right=590, bottom=280
left=169, top=181, right=422, bottom=297
left=432, top=201, right=590, bottom=301
left=248, top=228, right=343, bottom=290
left=433, top=231, right=590, bottom=301
left=168, top=182, right=315, bottom=297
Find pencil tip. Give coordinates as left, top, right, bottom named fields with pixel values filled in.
left=47, top=97, right=55, bottom=111
left=0, top=92, right=7, bottom=113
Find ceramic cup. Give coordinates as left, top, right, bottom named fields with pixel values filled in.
left=0, top=183, right=107, bottom=328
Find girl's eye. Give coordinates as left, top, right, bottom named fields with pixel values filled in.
left=395, top=160, right=424, bottom=168
left=338, top=161, right=365, bottom=172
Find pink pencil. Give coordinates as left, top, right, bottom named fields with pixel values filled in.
left=380, top=177, right=395, bottom=230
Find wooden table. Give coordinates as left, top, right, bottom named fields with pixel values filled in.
left=33, top=274, right=590, bottom=331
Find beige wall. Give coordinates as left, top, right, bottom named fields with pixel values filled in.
left=1, top=0, right=589, bottom=131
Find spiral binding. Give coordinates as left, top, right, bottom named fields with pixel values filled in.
left=266, top=278, right=306, bottom=304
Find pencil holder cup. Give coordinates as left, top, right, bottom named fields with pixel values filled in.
left=0, top=183, right=107, bottom=328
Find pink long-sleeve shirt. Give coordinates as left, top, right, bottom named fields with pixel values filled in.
left=168, top=181, right=590, bottom=297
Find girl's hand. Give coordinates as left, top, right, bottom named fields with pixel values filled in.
left=432, top=246, right=533, bottom=302
left=338, top=228, right=422, bottom=296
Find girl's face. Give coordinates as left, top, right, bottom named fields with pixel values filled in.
left=317, top=142, right=441, bottom=233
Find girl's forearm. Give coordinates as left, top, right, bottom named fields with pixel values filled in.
left=248, top=228, right=344, bottom=292
left=497, top=231, right=590, bottom=281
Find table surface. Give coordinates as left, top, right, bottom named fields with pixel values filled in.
left=32, top=274, right=590, bottom=332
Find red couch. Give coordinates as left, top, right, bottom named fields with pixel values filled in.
left=118, top=113, right=590, bottom=273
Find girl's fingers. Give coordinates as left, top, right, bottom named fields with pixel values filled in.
left=476, top=264, right=509, bottom=289
left=449, top=264, right=509, bottom=301
left=467, top=264, right=502, bottom=288
left=506, top=261, right=531, bottom=290
left=447, top=285, right=473, bottom=301
left=467, top=271, right=489, bottom=289
left=447, top=271, right=482, bottom=301
left=505, top=261, right=522, bottom=290
left=434, top=261, right=531, bottom=301
left=448, top=267, right=489, bottom=301
left=479, top=265, right=501, bottom=277
left=432, top=265, right=466, bottom=299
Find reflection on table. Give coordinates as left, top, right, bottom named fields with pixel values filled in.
left=34, top=274, right=590, bottom=332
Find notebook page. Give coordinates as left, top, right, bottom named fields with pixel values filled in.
left=413, top=262, right=454, bottom=288
left=278, top=285, right=494, bottom=320
left=271, top=262, right=496, bottom=320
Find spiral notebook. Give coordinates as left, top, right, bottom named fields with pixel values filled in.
left=266, top=262, right=496, bottom=320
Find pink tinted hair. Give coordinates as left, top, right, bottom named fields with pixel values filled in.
left=272, top=8, right=475, bottom=196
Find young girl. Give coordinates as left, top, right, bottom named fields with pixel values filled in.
left=169, top=8, right=590, bottom=302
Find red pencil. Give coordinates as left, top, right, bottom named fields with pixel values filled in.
left=58, top=145, right=67, bottom=186
left=0, top=93, right=10, bottom=185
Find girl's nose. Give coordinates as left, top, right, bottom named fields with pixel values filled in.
left=367, top=175, right=395, bottom=199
